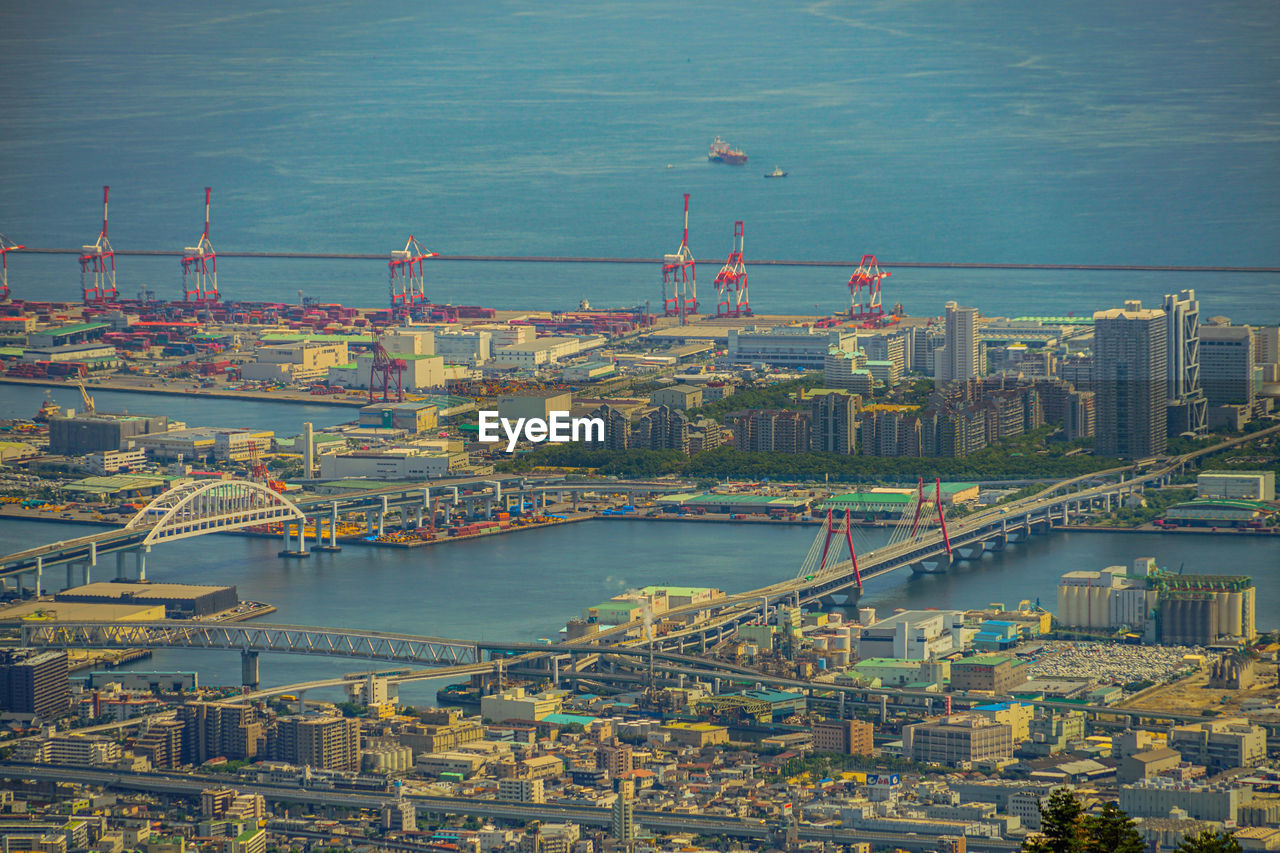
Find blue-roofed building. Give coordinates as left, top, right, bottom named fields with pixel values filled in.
left=541, top=712, right=599, bottom=729
left=973, top=619, right=1020, bottom=651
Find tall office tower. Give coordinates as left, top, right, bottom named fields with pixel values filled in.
left=809, top=390, right=858, bottom=454
left=1162, top=290, right=1208, bottom=436
left=934, top=302, right=981, bottom=384
left=1093, top=301, right=1168, bottom=459
left=1254, top=326, right=1280, bottom=367
left=1200, top=324, right=1256, bottom=407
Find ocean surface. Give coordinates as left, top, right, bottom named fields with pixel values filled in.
left=1, top=1, right=1278, bottom=319
left=1, top=516, right=1274, bottom=703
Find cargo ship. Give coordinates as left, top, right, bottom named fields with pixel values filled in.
left=708, top=136, right=748, bottom=165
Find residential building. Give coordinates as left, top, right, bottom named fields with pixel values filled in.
left=585, top=404, right=630, bottom=450
left=0, top=650, right=71, bottom=720
left=727, top=409, right=810, bottom=453
left=935, top=302, right=981, bottom=384
left=812, top=719, right=874, bottom=755
left=612, top=780, right=636, bottom=842
left=498, top=778, right=544, bottom=803
left=1093, top=301, right=1168, bottom=458
left=809, top=389, right=858, bottom=454
left=633, top=405, right=689, bottom=453
left=178, top=701, right=265, bottom=764
left=824, top=347, right=875, bottom=394
left=273, top=715, right=360, bottom=771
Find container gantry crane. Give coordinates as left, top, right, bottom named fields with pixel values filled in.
left=0, top=232, right=23, bottom=301
left=661, top=193, right=697, bottom=323
left=713, top=221, right=750, bottom=318
left=79, top=186, right=117, bottom=303
left=181, top=187, right=219, bottom=302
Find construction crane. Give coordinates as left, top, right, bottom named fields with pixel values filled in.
left=847, top=253, right=891, bottom=327
left=181, top=187, right=219, bottom=302
left=0, top=232, right=23, bottom=301
left=389, top=235, right=436, bottom=318
left=74, top=378, right=96, bottom=416
left=369, top=334, right=406, bottom=403
left=713, top=221, right=750, bottom=318
left=79, top=186, right=117, bottom=303
left=661, top=194, right=697, bottom=322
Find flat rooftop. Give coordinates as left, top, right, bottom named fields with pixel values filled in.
left=0, top=601, right=165, bottom=623
left=55, top=582, right=236, bottom=600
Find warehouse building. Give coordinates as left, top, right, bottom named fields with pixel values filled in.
left=728, top=325, right=857, bottom=369
left=1197, top=470, right=1275, bottom=501
left=48, top=411, right=169, bottom=456
left=54, top=582, right=239, bottom=618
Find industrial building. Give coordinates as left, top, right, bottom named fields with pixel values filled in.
left=54, top=582, right=239, bottom=619
left=48, top=411, right=169, bottom=456
left=318, top=447, right=463, bottom=481
left=1056, top=559, right=1256, bottom=644
left=358, top=401, right=439, bottom=433
left=328, top=351, right=455, bottom=392
left=649, top=384, right=703, bottom=410
left=903, top=715, right=1014, bottom=766
left=497, top=392, right=573, bottom=421
left=1167, top=718, right=1266, bottom=770
left=240, top=341, right=350, bottom=383
left=1197, top=470, right=1275, bottom=501
left=728, top=325, right=857, bottom=369
left=854, top=610, right=972, bottom=661
left=950, top=657, right=1029, bottom=694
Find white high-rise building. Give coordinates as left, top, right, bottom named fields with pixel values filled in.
left=1162, top=289, right=1207, bottom=436
left=934, top=302, right=980, bottom=383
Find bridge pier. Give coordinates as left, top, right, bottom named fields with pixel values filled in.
left=241, top=650, right=260, bottom=688
left=278, top=520, right=311, bottom=558
left=34, top=556, right=42, bottom=596
left=314, top=508, right=342, bottom=552
left=135, top=546, right=148, bottom=581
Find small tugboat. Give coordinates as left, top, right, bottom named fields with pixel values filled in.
left=33, top=394, right=61, bottom=423
left=764, top=165, right=788, bottom=178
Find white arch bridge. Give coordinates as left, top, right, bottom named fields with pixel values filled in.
left=0, top=479, right=304, bottom=593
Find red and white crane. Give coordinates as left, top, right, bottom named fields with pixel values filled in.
left=368, top=334, right=407, bottom=403
left=847, top=253, right=890, bottom=326
left=713, top=220, right=750, bottom=318
left=181, top=187, right=219, bottom=302
left=661, top=193, right=697, bottom=322
left=0, top=232, right=23, bottom=302
left=389, top=235, right=436, bottom=317
left=79, top=186, right=117, bottom=303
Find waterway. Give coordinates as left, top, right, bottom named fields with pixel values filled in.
left=1, top=384, right=354, bottom=436
left=0, top=516, right=1275, bottom=705
left=3, top=1, right=1280, bottom=319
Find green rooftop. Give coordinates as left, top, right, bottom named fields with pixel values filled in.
left=38, top=322, right=109, bottom=336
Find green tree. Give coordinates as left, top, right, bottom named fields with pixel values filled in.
left=1174, top=829, right=1242, bottom=853
left=1024, top=789, right=1084, bottom=853
left=1082, top=802, right=1144, bottom=853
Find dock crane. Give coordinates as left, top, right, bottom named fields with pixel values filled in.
left=74, top=378, right=96, bottom=417
left=0, top=232, right=23, bottom=301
